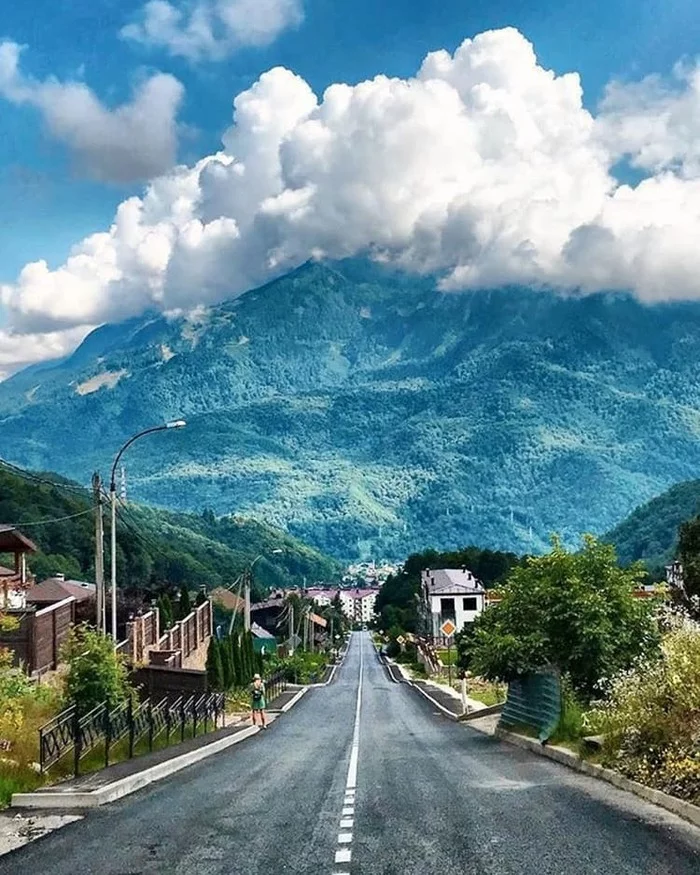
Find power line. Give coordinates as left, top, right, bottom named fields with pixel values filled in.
left=0, top=458, right=91, bottom=496
left=2, top=508, right=94, bottom=528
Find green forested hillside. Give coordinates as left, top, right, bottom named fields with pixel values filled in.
left=3, top=258, right=700, bottom=559
left=604, top=479, right=700, bottom=576
left=0, top=465, right=339, bottom=595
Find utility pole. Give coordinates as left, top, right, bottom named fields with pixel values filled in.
left=92, top=473, right=105, bottom=634
left=110, top=482, right=117, bottom=643
left=289, top=601, right=294, bottom=654
left=244, top=568, right=251, bottom=632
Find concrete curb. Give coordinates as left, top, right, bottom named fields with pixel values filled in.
left=494, top=727, right=700, bottom=831
left=11, top=687, right=310, bottom=812
left=280, top=687, right=308, bottom=711
left=11, top=724, right=261, bottom=811
left=459, top=703, right=504, bottom=721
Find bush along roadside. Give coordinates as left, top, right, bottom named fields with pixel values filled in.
left=0, top=651, right=62, bottom=807
left=585, top=613, right=700, bottom=805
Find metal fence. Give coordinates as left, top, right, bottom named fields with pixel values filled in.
left=39, top=691, right=226, bottom=777
left=264, top=669, right=285, bottom=703
left=498, top=669, right=562, bottom=743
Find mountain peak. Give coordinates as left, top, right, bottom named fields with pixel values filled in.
left=1, top=259, right=700, bottom=560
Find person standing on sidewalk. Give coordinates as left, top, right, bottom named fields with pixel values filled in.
left=250, top=673, right=268, bottom=729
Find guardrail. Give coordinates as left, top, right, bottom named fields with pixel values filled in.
left=39, top=691, right=226, bottom=777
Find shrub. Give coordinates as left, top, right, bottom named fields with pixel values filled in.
left=552, top=675, right=586, bottom=744
left=470, top=536, right=660, bottom=700
left=62, top=625, right=133, bottom=713
left=587, top=626, right=700, bottom=802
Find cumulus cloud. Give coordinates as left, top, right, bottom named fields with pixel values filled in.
left=121, top=0, right=304, bottom=61
left=5, top=26, right=700, bottom=375
left=597, top=63, right=700, bottom=178
left=0, top=41, right=184, bottom=183
left=0, top=326, right=95, bottom=381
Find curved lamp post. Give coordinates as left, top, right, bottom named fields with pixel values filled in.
left=109, top=419, right=186, bottom=645
left=244, top=549, right=283, bottom=632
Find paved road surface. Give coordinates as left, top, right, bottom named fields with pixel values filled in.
left=2, top=632, right=700, bottom=874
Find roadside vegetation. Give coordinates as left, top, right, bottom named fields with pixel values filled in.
left=376, top=532, right=700, bottom=806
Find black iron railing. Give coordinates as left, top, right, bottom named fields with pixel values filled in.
left=264, top=669, right=285, bottom=704
left=39, top=691, right=226, bottom=777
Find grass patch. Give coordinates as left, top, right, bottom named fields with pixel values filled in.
left=0, top=766, right=44, bottom=808
left=463, top=678, right=507, bottom=706
left=436, top=649, right=459, bottom=666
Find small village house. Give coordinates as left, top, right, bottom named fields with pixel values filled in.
left=420, top=568, right=486, bottom=643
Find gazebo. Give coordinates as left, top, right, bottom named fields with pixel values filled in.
left=0, top=526, right=38, bottom=610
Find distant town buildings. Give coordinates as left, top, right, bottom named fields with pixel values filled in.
left=305, top=586, right=380, bottom=624
left=342, top=560, right=399, bottom=587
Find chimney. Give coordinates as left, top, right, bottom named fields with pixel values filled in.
left=54, top=572, right=65, bottom=582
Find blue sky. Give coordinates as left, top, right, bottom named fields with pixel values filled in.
left=1, top=0, right=697, bottom=283
left=1, top=0, right=700, bottom=375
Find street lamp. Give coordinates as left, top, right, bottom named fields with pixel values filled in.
left=109, top=420, right=186, bottom=645
left=244, top=549, right=283, bottom=631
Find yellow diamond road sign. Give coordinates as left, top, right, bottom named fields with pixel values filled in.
left=396, top=635, right=406, bottom=645
left=440, top=619, right=457, bottom=638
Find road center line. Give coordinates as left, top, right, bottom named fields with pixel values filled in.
left=331, top=634, right=365, bottom=873
left=346, top=637, right=363, bottom=791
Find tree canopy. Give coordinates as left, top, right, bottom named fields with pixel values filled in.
left=467, top=536, right=660, bottom=700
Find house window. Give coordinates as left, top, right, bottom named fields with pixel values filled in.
left=440, top=598, right=455, bottom=620
left=463, top=597, right=478, bottom=612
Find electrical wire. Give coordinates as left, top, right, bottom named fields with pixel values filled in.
left=0, top=458, right=91, bottom=496
left=2, top=508, right=94, bottom=528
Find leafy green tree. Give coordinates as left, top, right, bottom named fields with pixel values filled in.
left=470, top=536, right=661, bottom=700
left=678, top=516, right=700, bottom=611
left=62, top=624, right=132, bottom=712
left=206, top=638, right=224, bottom=691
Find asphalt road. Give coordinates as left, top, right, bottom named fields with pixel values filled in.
left=3, top=632, right=700, bottom=874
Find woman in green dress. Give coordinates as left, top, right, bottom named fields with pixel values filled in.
left=250, top=673, right=267, bottom=729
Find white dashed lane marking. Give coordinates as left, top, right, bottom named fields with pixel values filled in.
left=331, top=634, right=364, bottom=872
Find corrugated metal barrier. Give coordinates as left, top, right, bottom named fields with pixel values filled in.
left=498, top=669, right=561, bottom=743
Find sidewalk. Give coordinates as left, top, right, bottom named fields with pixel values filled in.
left=267, top=687, right=305, bottom=711
left=411, top=678, right=486, bottom=718
left=382, top=657, right=488, bottom=718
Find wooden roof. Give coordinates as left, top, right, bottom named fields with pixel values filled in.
left=0, top=526, right=39, bottom=553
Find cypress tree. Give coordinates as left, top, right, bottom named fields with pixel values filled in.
left=245, top=631, right=256, bottom=682
left=179, top=585, right=192, bottom=620
left=230, top=632, right=242, bottom=687
left=221, top=639, right=233, bottom=690
left=158, top=594, right=174, bottom=630
left=206, top=637, right=223, bottom=691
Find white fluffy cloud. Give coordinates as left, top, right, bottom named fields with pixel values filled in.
left=4, top=27, right=700, bottom=375
left=0, top=326, right=95, bottom=381
left=121, top=0, right=304, bottom=61
left=0, top=41, right=184, bottom=183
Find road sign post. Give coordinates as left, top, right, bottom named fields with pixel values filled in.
left=439, top=619, right=457, bottom=687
